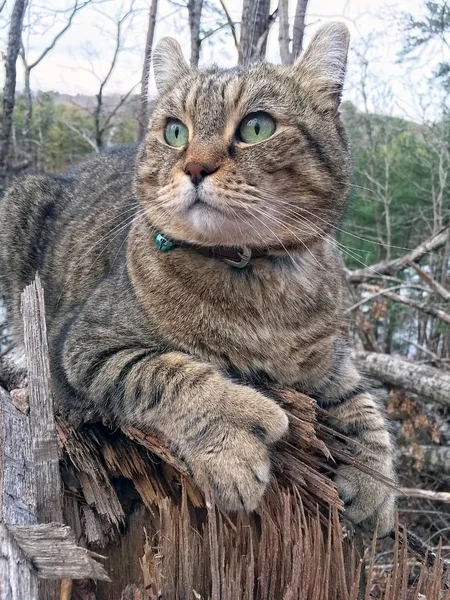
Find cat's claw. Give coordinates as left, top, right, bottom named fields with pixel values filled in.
left=335, top=463, right=396, bottom=537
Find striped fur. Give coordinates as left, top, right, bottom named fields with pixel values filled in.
left=0, top=23, right=395, bottom=533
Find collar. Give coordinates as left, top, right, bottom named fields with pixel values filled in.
left=154, top=232, right=272, bottom=268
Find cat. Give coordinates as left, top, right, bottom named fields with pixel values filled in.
left=0, top=22, right=395, bottom=534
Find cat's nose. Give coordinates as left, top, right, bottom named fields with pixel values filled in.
left=184, top=161, right=217, bottom=185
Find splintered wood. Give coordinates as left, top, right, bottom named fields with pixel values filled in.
left=2, top=274, right=450, bottom=599
left=0, top=275, right=109, bottom=600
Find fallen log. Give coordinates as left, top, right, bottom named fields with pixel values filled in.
left=354, top=351, right=450, bottom=406
left=398, top=445, right=450, bottom=474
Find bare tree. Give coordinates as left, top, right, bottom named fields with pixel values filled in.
left=188, top=0, right=204, bottom=67
left=0, top=0, right=28, bottom=190
left=138, top=0, right=159, bottom=141
left=238, top=0, right=276, bottom=65
left=278, top=0, right=309, bottom=65
left=63, top=4, right=139, bottom=151
left=20, top=0, right=91, bottom=143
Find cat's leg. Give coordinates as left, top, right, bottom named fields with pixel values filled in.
left=314, top=344, right=396, bottom=536
left=59, top=312, right=288, bottom=512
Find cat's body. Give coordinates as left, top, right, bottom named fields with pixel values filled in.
left=0, top=23, right=395, bottom=533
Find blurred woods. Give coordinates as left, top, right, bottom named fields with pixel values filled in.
left=0, top=0, right=449, bottom=571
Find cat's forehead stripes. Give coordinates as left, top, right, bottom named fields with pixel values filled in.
left=180, top=71, right=247, bottom=140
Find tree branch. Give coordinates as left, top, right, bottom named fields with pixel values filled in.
left=399, top=488, right=450, bottom=504
left=347, top=226, right=450, bottom=283
left=218, top=0, right=238, bottom=49
left=27, top=0, right=92, bottom=71
left=381, top=290, right=450, bottom=325
left=406, top=258, right=450, bottom=301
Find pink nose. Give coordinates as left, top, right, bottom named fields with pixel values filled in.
left=184, top=161, right=217, bottom=184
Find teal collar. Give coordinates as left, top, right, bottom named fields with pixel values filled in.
left=154, top=232, right=266, bottom=268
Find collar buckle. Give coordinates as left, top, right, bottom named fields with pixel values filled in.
left=223, top=246, right=252, bottom=269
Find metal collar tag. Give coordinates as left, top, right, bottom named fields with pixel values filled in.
left=222, top=246, right=252, bottom=269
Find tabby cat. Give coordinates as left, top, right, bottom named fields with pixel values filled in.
left=0, top=22, right=395, bottom=534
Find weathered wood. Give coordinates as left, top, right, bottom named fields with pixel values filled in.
left=21, top=275, right=63, bottom=600
left=0, top=382, right=38, bottom=600
left=354, top=351, right=450, bottom=406
left=0, top=386, right=36, bottom=525
left=21, top=274, right=63, bottom=524
left=8, top=523, right=110, bottom=581
left=0, top=522, right=38, bottom=600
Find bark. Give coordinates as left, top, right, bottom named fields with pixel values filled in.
left=278, top=0, right=308, bottom=65
left=0, top=0, right=28, bottom=189
left=353, top=351, right=450, bottom=406
left=188, top=0, right=204, bottom=68
left=292, top=0, right=308, bottom=59
left=278, top=0, right=291, bottom=65
left=21, top=51, right=32, bottom=144
left=238, top=0, right=272, bottom=65
left=138, top=0, right=159, bottom=141
left=348, top=226, right=450, bottom=283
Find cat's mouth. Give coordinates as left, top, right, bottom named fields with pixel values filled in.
left=187, top=189, right=229, bottom=217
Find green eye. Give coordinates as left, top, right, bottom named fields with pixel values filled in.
left=237, top=112, right=276, bottom=144
left=164, top=119, right=189, bottom=147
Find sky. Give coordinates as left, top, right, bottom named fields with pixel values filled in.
left=0, top=0, right=444, bottom=120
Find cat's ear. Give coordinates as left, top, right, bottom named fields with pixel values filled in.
left=292, top=22, right=350, bottom=112
left=152, top=37, right=190, bottom=92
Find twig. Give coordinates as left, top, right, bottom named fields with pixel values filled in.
left=400, top=338, right=446, bottom=367
left=381, top=290, right=450, bottom=325
left=218, top=0, right=238, bottom=48
left=406, top=258, right=450, bottom=301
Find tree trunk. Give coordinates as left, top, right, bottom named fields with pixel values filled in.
left=138, top=0, right=159, bottom=141
left=291, top=0, right=308, bottom=59
left=188, top=0, right=203, bottom=68
left=278, top=0, right=291, bottom=65
left=0, top=0, right=28, bottom=191
left=238, top=0, right=271, bottom=65
left=22, top=64, right=32, bottom=142
left=353, top=351, right=450, bottom=406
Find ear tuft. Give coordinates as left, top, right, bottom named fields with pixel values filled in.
left=152, top=37, right=190, bottom=92
left=293, top=22, right=350, bottom=112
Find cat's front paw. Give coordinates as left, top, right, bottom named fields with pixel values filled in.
left=187, top=396, right=289, bottom=512
left=335, top=461, right=396, bottom=537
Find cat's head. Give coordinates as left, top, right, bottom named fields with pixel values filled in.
left=135, top=22, right=351, bottom=250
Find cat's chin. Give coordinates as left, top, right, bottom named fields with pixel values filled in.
left=183, top=203, right=252, bottom=246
